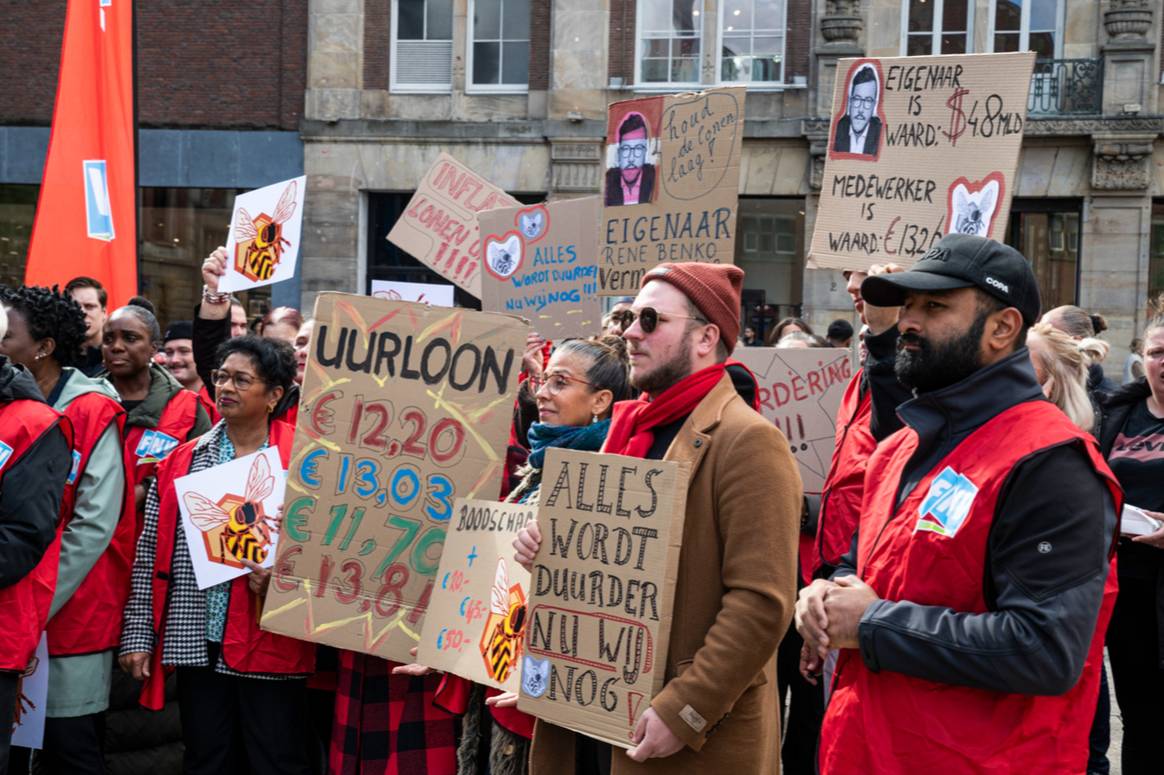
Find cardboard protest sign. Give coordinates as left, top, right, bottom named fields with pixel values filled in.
left=732, top=347, right=851, bottom=496
left=175, top=448, right=285, bottom=590
left=809, top=52, right=1034, bottom=271
left=261, top=293, right=528, bottom=663
left=599, top=87, right=745, bottom=295
left=517, top=449, right=689, bottom=748
left=478, top=197, right=602, bottom=338
left=220, top=175, right=307, bottom=292
left=371, top=279, right=455, bottom=308
left=10, top=635, right=47, bottom=749
left=416, top=498, right=534, bottom=691
left=387, top=154, right=520, bottom=297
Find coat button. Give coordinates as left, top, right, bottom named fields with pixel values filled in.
left=693, top=439, right=703, bottom=448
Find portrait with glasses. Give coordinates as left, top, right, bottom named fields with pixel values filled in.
left=832, top=62, right=883, bottom=158
left=604, top=108, right=660, bottom=206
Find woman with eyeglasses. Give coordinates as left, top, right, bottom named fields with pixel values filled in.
left=391, top=336, right=634, bottom=775
left=100, top=305, right=212, bottom=534
left=120, top=335, right=317, bottom=775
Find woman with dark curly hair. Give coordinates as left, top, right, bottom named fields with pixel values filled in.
left=0, top=285, right=129, bottom=773
left=120, top=336, right=317, bottom=775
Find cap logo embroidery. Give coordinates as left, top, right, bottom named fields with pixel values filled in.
left=921, top=245, right=950, bottom=263
left=985, top=276, right=1009, bottom=294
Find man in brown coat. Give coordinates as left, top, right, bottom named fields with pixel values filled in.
left=514, top=262, right=802, bottom=774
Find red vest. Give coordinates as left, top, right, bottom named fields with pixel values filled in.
left=47, top=391, right=132, bottom=656
left=811, top=370, right=876, bottom=578
left=819, top=401, right=1122, bottom=775
left=124, top=388, right=201, bottom=534
left=139, top=419, right=314, bottom=709
left=0, top=400, right=72, bottom=670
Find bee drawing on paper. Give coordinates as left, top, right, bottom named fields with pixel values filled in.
left=951, top=179, right=999, bottom=238
left=183, top=455, right=278, bottom=567
left=233, top=180, right=298, bottom=283
left=479, top=558, right=527, bottom=684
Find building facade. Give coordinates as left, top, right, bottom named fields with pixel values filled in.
left=0, top=0, right=307, bottom=327
left=304, top=0, right=1163, bottom=367
left=0, top=1, right=1160, bottom=369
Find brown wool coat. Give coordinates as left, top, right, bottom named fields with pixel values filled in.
left=529, top=373, right=803, bottom=775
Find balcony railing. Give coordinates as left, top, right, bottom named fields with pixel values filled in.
left=1028, top=58, right=1104, bottom=116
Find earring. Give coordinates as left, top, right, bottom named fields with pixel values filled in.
left=267, top=405, right=275, bottom=414
left=592, top=413, right=599, bottom=424
left=35, top=353, right=45, bottom=361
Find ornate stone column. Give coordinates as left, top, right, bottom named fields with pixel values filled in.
left=1101, top=0, right=1157, bottom=114
left=814, top=0, right=863, bottom=118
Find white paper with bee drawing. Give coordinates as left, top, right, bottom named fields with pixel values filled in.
left=175, top=448, right=286, bottom=590
left=219, top=175, right=307, bottom=293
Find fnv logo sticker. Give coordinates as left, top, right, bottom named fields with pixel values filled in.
left=135, top=430, right=180, bottom=460
left=66, top=450, right=82, bottom=485
left=83, top=160, right=115, bottom=241
left=0, top=442, right=13, bottom=473
left=915, top=466, right=979, bottom=538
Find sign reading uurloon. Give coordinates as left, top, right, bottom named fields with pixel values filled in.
left=261, top=293, right=529, bottom=663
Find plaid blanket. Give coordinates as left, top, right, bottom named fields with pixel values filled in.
left=329, top=650, right=458, bottom=775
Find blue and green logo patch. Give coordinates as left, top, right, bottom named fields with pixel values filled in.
left=915, top=466, right=979, bottom=538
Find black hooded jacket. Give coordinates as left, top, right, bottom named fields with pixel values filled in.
left=0, top=357, right=72, bottom=589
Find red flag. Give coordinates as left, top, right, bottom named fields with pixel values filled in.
left=25, top=0, right=137, bottom=306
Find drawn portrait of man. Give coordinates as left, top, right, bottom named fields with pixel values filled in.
left=833, top=64, right=882, bottom=157
left=604, top=112, right=657, bottom=206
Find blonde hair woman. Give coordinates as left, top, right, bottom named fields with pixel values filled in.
left=1026, top=322, right=1109, bottom=433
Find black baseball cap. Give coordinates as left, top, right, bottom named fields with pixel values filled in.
left=163, top=320, right=194, bottom=343
left=860, top=234, right=1041, bottom=325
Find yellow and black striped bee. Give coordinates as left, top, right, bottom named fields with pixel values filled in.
left=233, top=179, right=298, bottom=283
left=184, top=454, right=278, bottom=567
left=480, top=558, right=527, bottom=684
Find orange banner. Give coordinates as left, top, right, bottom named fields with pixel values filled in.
left=25, top=0, right=137, bottom=305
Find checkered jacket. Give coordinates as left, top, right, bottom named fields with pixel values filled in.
left=329, top=649, right=458, bottom=775
left=119, top=422, right=290, bottom=679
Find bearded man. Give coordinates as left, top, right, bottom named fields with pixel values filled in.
left=796, top=234, right=1121, bottom=774
left=515, top=263, right=802, bottom=774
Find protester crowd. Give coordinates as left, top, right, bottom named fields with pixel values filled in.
left=1, top=233, right=1162, bottom=775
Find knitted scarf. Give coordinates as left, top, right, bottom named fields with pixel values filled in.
left=526, top=418, right=611, bottom=470
left=602, top=364, right=725, bottom=458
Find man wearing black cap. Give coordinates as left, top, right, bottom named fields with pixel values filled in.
left=161, top=321, right=203, bottom=395
left=795, top=234, right=1122, bottom=773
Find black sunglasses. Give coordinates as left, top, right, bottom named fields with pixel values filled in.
left=618, top=307, right=708, bottom=334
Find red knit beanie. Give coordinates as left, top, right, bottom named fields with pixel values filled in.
left=641, top=262, right=745, bottom=354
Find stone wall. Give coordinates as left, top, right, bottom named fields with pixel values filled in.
left=0, top=0, right=307, bottom=129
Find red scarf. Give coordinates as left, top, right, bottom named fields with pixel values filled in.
left=603, top=364, right=726, bottom=458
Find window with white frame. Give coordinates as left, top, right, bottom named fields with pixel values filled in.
left=903, top=0, right=972, bottom=56
left=990, top=0, right=1060, bottom=59
left=392, top=0, right=454, bottom=90
left=719, top=0, right=786, bottom=84
left=469, top=0, right=530, bottom=90
left=637, top=0, right=703, bottom=86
